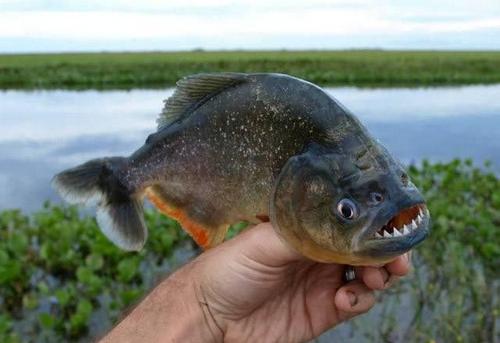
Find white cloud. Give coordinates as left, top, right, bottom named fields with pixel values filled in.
left=0, top=0, right=499, bottom=51
left=1, top=9, right=499, bottom=40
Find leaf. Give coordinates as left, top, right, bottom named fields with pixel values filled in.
left=119, top=288, right=143, bottom=306
left=76, top=266, right=103, bottom=294
left=22, top=293, right=38, bottom=310
left=7, top=232, right=28, bottom=254
left=0, top=314, right=12, bottom=334
left=55, top=289, right=71, bottom=307
left=0, top=262, right=22, bottom=284
left=39, top=313, right=55, bottom=328
left=69, top=299, right=93, bottom=333
left=76, top=299, right=93, bottom=318
left=85, top=253, right=104, bottom=271
left=117, top=257, right=140, bottom=283
left=76, top=266, right=93, bottom=284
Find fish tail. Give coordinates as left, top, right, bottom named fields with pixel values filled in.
left=52, top=157, right=147, bottom=251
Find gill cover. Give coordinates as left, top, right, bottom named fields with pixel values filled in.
left=270, top=148, right=358, bottom=263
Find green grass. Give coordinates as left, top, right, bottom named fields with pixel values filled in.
left=0, top=159, right=498, bottom=342
left=1, top=50, right=500, bottom=89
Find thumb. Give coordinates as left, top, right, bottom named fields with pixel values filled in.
left=334, top=281, right=376, bottom=320
left=234, top=222, right=304, bottom=267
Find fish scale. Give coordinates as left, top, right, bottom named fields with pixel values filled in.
left=52, top=72, right=430, bottom=265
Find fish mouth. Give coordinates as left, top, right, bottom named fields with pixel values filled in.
left=372, top=203, right=429, bottom=240
left=360, top=203, right=430, bottom=258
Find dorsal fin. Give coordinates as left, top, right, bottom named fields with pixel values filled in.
left=157, top=73, right=249, bottom=130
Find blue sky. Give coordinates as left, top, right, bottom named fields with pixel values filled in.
left=1, top=0, right=499, bottom=52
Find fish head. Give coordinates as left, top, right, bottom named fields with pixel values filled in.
left=270, top=144, right=430, bottom=265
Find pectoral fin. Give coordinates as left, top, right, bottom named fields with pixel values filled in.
left=145, top=188, right=228, bottom=249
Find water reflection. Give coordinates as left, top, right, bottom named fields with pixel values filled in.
left=1, top=85, right=499, bottom=211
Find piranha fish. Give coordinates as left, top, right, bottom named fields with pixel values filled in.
left=53, top=73, right=430, bottom=265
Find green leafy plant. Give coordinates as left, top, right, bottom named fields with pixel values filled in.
left=0, top=202, right=191, bottom=341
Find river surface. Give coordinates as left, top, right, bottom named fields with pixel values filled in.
left=1, top=84, right=500, bottom=211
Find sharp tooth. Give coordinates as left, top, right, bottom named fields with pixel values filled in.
left=425, top=208, right=430, bottom=216
left=383, top=230, right=392, bottom=238
left=411, top=220, right=418, bottom=230
left=393, top=228, right=402, bottom=236
left=403, top=226, right=410, bottom=235
left=419, top=208, right=423, bottom=216
left=375, top=232, right=383, bottom=238
left=417, top=214, right=422, bottom=223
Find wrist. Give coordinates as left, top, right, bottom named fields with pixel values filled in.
left=168, top=262, right=225, bottom=342
left=101, top=259, right=223, bottom=343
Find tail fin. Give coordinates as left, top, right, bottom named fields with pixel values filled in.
left=52, top=157, right=147, bottom=251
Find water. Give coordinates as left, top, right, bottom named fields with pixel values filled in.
left=1, top=85, right=500, bottom=212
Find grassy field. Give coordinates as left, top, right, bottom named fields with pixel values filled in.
left=1, top=50, right=500, bottom=89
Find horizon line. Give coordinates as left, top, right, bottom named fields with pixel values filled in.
left=2, top=48, right=500, bottom=55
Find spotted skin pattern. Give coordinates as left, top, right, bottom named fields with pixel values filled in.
left=55, top=73, right=429, bottom=263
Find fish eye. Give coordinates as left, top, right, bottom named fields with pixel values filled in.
left=336, top=198, right=358, bottom=220
left=369, top=192, right=384, bottom=205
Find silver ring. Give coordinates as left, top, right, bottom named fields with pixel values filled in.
left=344, top=266, right=356, bottom=282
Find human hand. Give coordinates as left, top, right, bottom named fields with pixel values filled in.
left=193, top=222, right=411, bottom=342
left=102, top=222, right=411, bottom=343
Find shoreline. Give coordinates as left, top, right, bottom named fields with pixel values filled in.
left=1, top=50, right=500, bottom=90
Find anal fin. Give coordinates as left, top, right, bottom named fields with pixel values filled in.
left=145, top=188, right=227, bottom=249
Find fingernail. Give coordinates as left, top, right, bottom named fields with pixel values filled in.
left=384, top=274, right=394, bottom=288
left=382, top=277, right=390, bottom=289
left=347, top=291, right=358, bottom=306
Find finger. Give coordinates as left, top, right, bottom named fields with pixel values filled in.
left=358, top=266, right=390, bottom=290
left=334, top=281, right=375, bottom=315
left=384, top=253, right=411, bottom=277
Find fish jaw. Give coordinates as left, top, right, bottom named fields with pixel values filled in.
left=356, top=203, right=430, bottom=262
